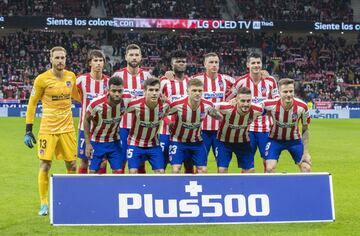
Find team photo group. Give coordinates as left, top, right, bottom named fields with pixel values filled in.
left=23, top=44, right=312, bottom=216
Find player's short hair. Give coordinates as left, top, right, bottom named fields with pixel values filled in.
left=50, top=46, right=66, bottom=57
left=108, top=76, right=123, bottom=88
left=246, top=52, right=262, bottom=62
left=278, top=78, right=295, bottom=87
left=171, top=50, right=187, bottom=59
left=187, top=78, right=203, bottom=88
left=87, top=50, right=106, bottom=64
left=203, top=52, right=218, bottom=60
left=144, top=77, right=160, bottom=90
left=126, top=44, right=141, bottom=55
left=237, top=87, right=251, bottom=95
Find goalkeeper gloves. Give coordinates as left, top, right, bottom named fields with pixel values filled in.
left=24, top=124, right=36, bottom=148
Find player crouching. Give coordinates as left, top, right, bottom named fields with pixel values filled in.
left=262, top=78, right=312, bottom=173
left=84, top=76, right=131, bottom=174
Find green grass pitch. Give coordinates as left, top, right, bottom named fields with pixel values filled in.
left=0, top=118, right=359, bottom=235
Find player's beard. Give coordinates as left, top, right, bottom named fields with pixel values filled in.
left=55, top=63, right=65, bottom=71
left=128, top=61, right=140, bottom=68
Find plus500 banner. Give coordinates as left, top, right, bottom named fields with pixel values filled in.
left=50, top=174, right=334, bottom=225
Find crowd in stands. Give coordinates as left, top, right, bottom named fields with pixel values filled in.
left=104, top=0, right=222, bottom=19
left=0, top=30, right=359, bottom=104
left=0, top=0, right=90, bottom=17
left=234, top=0, right=353, bottom=22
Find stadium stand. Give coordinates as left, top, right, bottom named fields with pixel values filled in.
left=103, top=0, right=223, bottom=19
left=0, top=30, right=359, bottom=102
left=233, top=0, right=353, bottom=21
left=0, top=0, right=90, bottom=17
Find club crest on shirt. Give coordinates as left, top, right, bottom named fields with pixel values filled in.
left=261, top=86, right=267, bottom=92
left=66, top=81, right=72, bottom=87
left=158, top=111, right=164, bottom=118
left=200, top=112, right=206, bottom=119
left=218, top=80, right=224, bottom=88
left=292, top=113, right=298, bottom=121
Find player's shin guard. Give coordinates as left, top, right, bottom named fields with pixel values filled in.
left=78, top=167, right=88, bottom=174
left=38, top=170, right=49, bottom=205
left=138, top=162, right=146, bottom=174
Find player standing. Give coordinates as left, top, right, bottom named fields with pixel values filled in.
left=215, top=87, right=263, bottom=173
left=231, top=52, right=279, bottom=171
left=84, top=76, right=131, bottom=173
left=168, top=79, right=222, bottom=174
left=24, top=46, right=80, bottom=216
left=262, top=78, right=311, bottom=172
left=112, top=44, right=152, bottom=173
left=126, top=78, right=169, bottom=174
left=192, top=53, right=235, bottom=158
left=159, top=50, right=194, bottom=172
left=76, top=50, right=109, bottom=174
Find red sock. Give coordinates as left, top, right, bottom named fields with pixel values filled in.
left=263, top=159, right=267, bottom=173
left=112, top=169, right=124, bottom=174
left=78, top=167, right=88, bottom=174
left=138, top=162, right=146, bottom=174
left=98, top=167, right=107, bottom=174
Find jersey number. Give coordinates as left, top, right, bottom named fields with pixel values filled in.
left=39, top=139, right=47, bottom=149
left=127, top=149, right=134, bottom=159
left=169, top=145, right=177, bottom=155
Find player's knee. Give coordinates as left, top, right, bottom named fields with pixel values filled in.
left=80, top=159, right=88, bottom=167
left=129, top=168, right=138, bottom=174
left=218, top=167, right=228, bottom=173
left=300, top=162, right=311, bottom=172
left=172, top=165, right=181, bottom=174
left=39, top=160, right=52, bottom=171
left=242, top=168, right=255, bottom=173
left=197, top=166, right=207, bottom=174
left=265, top=161, right=276, bottom=173
left=154, top=169, right=165, bottom=174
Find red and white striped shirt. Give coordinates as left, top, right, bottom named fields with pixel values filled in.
left=233, top=73, right=279, bottom=132
left=168, top=96, right=216, bottom=143
left=76, top=73, right=109, bottom=130
left=191, top=72, right=235, bottom=131
left=86, top=93, right=132, bottom=142
left=127, top=97, right=170, bottom=147
left=159, top=75, right=189, bottom=135
left=262, top=98, right=310, bottom=140
left=112, top=67, right=152, bottom=129
left=217, top=103, right=263, bottom=143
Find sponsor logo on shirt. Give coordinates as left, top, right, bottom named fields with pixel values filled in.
left=103, top=117, right=122, bottom=124
left=182, top=122, right=201, bottom=129
left=140, top=121, right=160, bottom=128
left=203, top=92, right=224, bottom=99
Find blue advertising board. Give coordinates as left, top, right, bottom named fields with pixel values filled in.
left=51, top=173, right=335, bottom=225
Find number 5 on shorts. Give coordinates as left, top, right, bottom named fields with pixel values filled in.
left=127, top=149, right=134, bottom=159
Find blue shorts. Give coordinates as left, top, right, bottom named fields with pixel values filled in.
left=127, top=145, right=164, bottom=170
left=202, top=130, right=217, bottom=156
left=89, top=141, right=124, bottom=171
left=249, top=131, right=269, bottom=158
left=159, top=134, right=170, bottom=164
left=119, top=128, right=129, bottom=158
left=264, top=139, right=304, bottom=164
left=169, top=141, right=207, bottom=167
left=77, top=130, right=87, bottom=160
left=215, top=140, right=254, bottom=169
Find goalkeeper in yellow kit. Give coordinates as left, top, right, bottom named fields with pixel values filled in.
left=24, top=46, right=80, bottom=216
